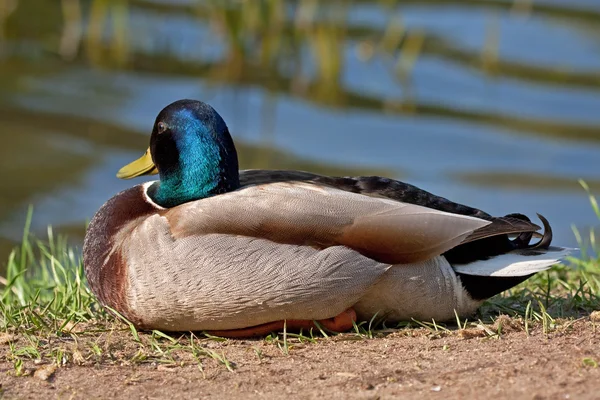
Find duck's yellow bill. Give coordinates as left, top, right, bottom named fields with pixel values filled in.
left=116, top=148, right=159, bottom=179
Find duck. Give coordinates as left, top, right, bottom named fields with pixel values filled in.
left=83, top=99, right=571, bottom=337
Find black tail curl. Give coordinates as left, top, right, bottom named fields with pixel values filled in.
left=451, top=213, right=555, bottom=301
left=506, top=213, right=552, bottom=251
left=444, top=213, right=553, bottom=265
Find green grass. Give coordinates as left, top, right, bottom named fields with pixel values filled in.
left=1, top=193, right=599, bottom=373
left=0, top=209, right=239, bottom=373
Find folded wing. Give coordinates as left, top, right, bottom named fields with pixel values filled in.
left=166, top=182, right=492, bottom=263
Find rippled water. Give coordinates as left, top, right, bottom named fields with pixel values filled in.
left=1, top=0, right=600, bottom=264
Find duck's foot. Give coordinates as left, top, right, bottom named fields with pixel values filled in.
left=206, top=308, right=357, bottom=338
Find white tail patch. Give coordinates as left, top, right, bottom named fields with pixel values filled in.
left=452, top=246, right=575, bottom=277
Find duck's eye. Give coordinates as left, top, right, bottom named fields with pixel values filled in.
left=157, top=122, right=168, bottom=134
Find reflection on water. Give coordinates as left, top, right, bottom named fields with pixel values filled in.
left=1, top=0, right=600, bottom=265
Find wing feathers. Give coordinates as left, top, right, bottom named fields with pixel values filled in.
left=341, top=210, right=489, bottom=263
left=165, top=182, right=490, bottom=264
left=464, top=216, right=541, bottom=243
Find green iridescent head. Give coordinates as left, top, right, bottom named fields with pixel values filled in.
left=117, top=99, right=240, bottom=208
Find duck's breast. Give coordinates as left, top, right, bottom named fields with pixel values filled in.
left=83, top=183, right=159, bottom=327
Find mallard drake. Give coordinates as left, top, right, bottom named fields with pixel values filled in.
left=83, top=99, right=571, bottom=337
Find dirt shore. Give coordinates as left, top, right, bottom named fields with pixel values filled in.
left=1, top=318, right=599, bottom=400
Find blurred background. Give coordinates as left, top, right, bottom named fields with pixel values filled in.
left=1, top=0, right=600, bottom=263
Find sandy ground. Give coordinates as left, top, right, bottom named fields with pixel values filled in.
left=1, top=319, right=599, bottom=400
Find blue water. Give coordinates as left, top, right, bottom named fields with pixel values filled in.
left=1, top=0, right=599, bottom=254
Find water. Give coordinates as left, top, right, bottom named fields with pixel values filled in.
left=1, top=0, right=600, bottom=264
